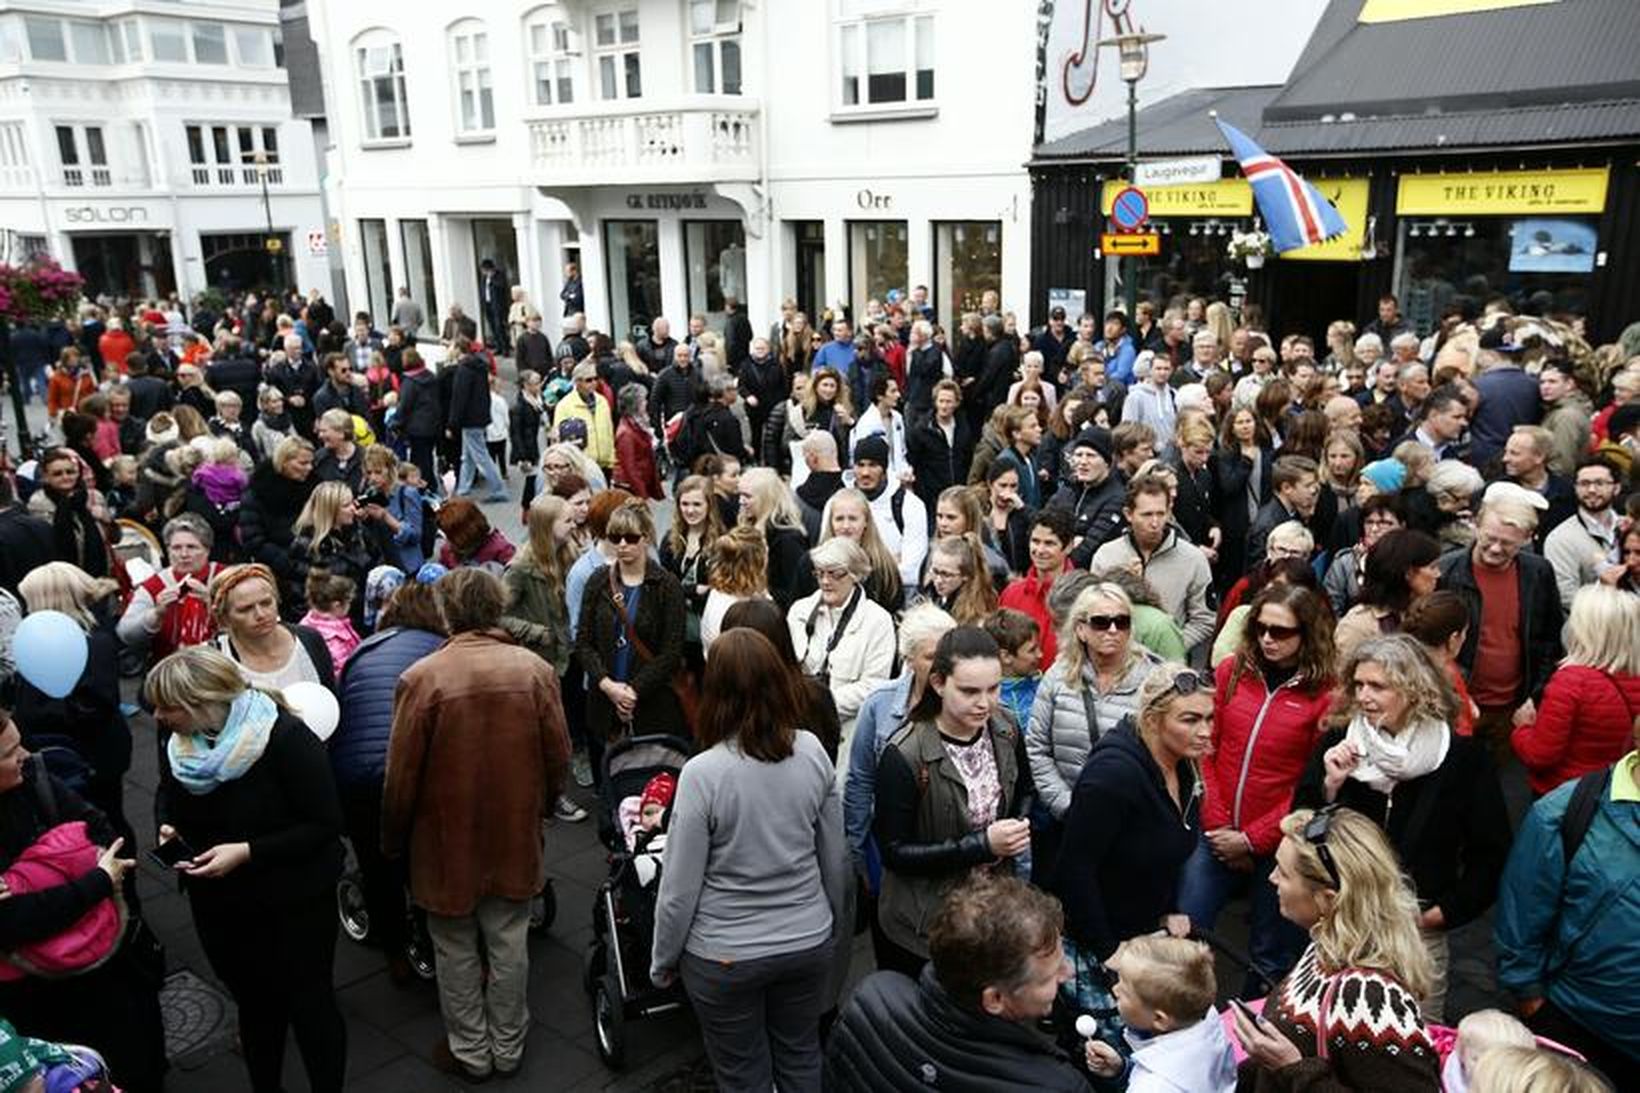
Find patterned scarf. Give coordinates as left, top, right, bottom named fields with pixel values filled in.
left=167, top=689, right=277, bottom=795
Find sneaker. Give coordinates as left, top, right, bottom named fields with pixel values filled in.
left=553, top=798, right=589, bottom=824
left=571, top=750, right=594, bottom=789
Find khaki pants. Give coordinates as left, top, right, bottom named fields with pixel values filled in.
left=1421, top=927, right=1450, bottom=1024
left=426, top=897, right=532, bottom=1075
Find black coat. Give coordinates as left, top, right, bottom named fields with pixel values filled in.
left=395, top=366, right=443, bottom=439
left=313, top=380, right=366, bottom=420
left=445, top=355, right=492, bottom=430
left=286, top=525, right=377, bottom=617
left=973, top=339, right=1017, bottom=420
left=124, top=374, right=173, bottom=421
left=237, top=463, right=315, bottom=578
left=0, top=504, right=55, bottom=596
left=1246, top=497, right=1306, bottom=571
left=1170, top=456, right=1218, bottom=549
left=1437, top=546, right=1564, bottom=705
left=649, top=363, right=699, bottom=432
left=1055, top=477, right=1126, bottom=566
left=509, top=395, right=545, bottom=468
left=736, top=353, right=787, bottom=428
left=1294, top=726, right=1509, bottom=929
left=637, top=336, right=677, bottom=375
left=1053, top=720, right=1200, bottom=960
left=907, top=416, right=976, bottom=514
left=904, top=343, right=945, bottom=421
left=766, top=525, right=817, bottom=611
left=514, top=330, right=553, bottom=372
left=825, top=967, right=1085, bottom=1092
left=311, top=446, right=364, bottom=495
left=574, top=562, right=688, bottom=742
left=723, top=310, right=753, bottom=367
left=1211, top=444, right=1273, bottom=586
left=205, top=356, right=262, bottom=422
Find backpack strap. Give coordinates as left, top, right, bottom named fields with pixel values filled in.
left=890, top=487, right=906, bottom=534
left=1560, top=768, right=1610, bottom=866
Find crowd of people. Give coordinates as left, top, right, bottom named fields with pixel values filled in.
left=0, top=281, right=1637, bottom=1092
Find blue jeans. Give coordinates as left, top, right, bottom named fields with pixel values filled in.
left=1176, top=834, right=1308, bottom=998
left=456, top=426, right=505, bottom=498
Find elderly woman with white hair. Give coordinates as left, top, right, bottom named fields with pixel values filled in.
left=787, top=537, right=897, bottom=776
left=1424, top=458, right=1486, bottom=548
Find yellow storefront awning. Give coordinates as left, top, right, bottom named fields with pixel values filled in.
left=1283, top=178, right=1371, bottom=262
left=1396, top=167, right=1609, bottom=216
left=1100, top=179, right=1251, bottom=217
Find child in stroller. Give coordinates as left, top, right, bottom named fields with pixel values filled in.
left=617, top=772, right=675, bottom=888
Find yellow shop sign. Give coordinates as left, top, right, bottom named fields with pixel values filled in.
left=1101, top=179, right=1251, bottom=217
left=1283, top=178, right=1371, bottom=263
left=1396, top=168, right=1608, bottom=216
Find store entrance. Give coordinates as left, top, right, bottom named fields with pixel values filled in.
left=71, top=232, right=176, bottom=300
left=793, top=221, right=826, bottom=322
left=1266, top=262, right=1362, bottom=347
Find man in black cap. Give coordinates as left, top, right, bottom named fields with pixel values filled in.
left=1032, top=306, right=1073, bottom=386
left=833, top=434, right=926, bottom=590
left=1052, top=427, right=1127, bottom=567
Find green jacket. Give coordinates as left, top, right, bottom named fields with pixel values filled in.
left=501, top=553, right=570, bottom=675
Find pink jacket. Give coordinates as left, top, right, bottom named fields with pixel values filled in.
left=0, top=821, right=124, bottom=980
left=300, top=610, right=361, bottom=672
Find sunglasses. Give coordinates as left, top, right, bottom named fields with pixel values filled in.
left=610, top=533, right=645, bottom=545
left=1158, top=668, right=1208, bottom=699
left=1253, top=621, right=1301, bottom=641
left=1303, top=804, right=1344, bottom=890
left=1080, top=614, right=1132, bottom=632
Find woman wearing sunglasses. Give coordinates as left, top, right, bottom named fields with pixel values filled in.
left=1182, top=585, right=1336, bottom=997
left=1025, top=583, right=1160, bottom=882
left=1294, top=634, right=1509, bottom=1023
left=1232, top=805, right=1439, bottom=1089
left=1052, top=663, right=1211, bottom=1042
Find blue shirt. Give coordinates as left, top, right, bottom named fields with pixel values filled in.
left=610, top=582, right=642, bottom=682
left=813, top=338, right=855, bottom=373
left=1096, top=336, right=1138, bottom=384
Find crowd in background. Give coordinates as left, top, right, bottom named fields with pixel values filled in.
left=0, top=278, right=1637, bottom=1092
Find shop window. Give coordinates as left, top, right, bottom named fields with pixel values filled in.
left=690, top=0, right=742, bottom=95
left=836, top=12, right=933, bottom=112
left=605, top=219, right=661, bottom=341
left=934, top=221, right=1002, bottom=331
left=848, top=220, right=908, bottom=321
left=399, top=220, right=439, bottom=338
left=525, top=12, right=577, bottom=107
left=25, top=16, right=67, bottom=61
left=1395, top=217, right=1595, bottom=337
left=148, top=19, right=188, bottom=62
left=449, top=21, right=495, bottom=136
left=355, top=33, right=411, bottom=143
left=685, top=220, right=748, bottom=334
left=359, top=219, right=393, bottom=330
left=192, top=23, right=228, bottom=64
left=234, top=27, right=274, bottom=67
left=593, top=9, right=641, bottom=101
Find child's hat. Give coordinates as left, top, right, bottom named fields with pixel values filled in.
left=640, top=772, right=677, bottom=812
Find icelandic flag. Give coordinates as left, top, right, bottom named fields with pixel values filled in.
left=1215, top=119, right=1347, bottom=253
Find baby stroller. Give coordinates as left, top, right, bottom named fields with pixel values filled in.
left=582, top=733, right=693, bottom=1069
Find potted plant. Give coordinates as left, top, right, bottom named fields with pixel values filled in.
left=1226, top=229, right=1274, bottom=269
left=1, top=258, right=85, bottom=458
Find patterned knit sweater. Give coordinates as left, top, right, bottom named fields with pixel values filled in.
left=1237, top=945, right=1439, bottom=1092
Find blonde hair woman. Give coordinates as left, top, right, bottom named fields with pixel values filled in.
left=1232, top=806, right=1437, bottom=1086
left=737, top=466, right=814, bottom=610
left=1028, top=582, right=1161, bottom=826
left=542, top=440, right=607, bottom=494
left=501, top=493, right=578, bottom=676
left=699, top=525, right=770, bottom=653
left=1511, top=583, right=1640, bottom=796
left=1299, top=633, right=1510, bottom=1022
left=819, top=488, right=902, bottom=612
left=146, top=644, right=347, bottom=1093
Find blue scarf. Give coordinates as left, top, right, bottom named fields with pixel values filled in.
left=167, top=690, right=278, bottom=795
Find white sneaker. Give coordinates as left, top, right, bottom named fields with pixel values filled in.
left=554, top=798, right=589, bottom=823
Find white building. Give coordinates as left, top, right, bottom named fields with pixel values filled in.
left=0, top=0, right=329, bottom=301
left=306, top=0, right=1037, bottom=343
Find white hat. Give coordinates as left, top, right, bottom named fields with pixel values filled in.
left=1481, top=480, right=1549, bottom=512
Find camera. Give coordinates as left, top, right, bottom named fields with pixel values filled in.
left=357, top=487, right=389, bottom=509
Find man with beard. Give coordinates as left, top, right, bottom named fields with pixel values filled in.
left=1542, top=456, right=1624, bottom=610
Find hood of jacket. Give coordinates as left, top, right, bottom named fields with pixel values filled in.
left=248, top=461, right=315, bottom=516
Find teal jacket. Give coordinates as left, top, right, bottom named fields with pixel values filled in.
left=1494, top=768, right=1640, bottom=1063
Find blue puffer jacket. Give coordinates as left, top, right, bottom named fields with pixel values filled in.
left=329, top=627, right=445, bottom=789
left=1494, top=760, right=1640, bottom=1064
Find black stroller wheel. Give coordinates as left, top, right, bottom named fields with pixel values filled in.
left=593, top=969, right=626, bottom=1068
left=405, top=907, right=437, bottom=981
left=336, top=873, right=371, bottom=942
left=530, top=881, right=557, bottom=934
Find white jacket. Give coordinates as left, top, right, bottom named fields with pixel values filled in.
left=1123, top=1012, right=1238, bottom=1093
left=787, top=588, right=897, bottom=776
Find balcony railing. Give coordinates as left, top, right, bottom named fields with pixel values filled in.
left=61, top=167, right=112, bottom=188
left=188, top=163, right=284, bottom=187
left=527, top=99, right=759, bottom=183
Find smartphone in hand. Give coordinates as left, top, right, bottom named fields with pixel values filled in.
left=148, top=837, right=197, bottom=870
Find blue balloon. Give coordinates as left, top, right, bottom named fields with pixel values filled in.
left=14, top=610, right=89, bottom=699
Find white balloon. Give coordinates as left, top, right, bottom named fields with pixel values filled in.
left=284, top=681, right=340, bottom=741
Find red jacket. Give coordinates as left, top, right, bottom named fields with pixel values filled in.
left=47, top=369, right=96, bottom=419
left=998, top=565, right=1074, bottom=670
left=1511, top=664, right=1640, bottom=796
left=1201, top=658, right=1335, bottom=856
left=98, top=329, right=135, bottom=373
left=613, top=418, right=663, bottom=500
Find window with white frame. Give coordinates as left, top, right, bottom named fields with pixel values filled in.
left=192, top=22, right=228, bottom=64
left=24, top=16, right=67, bottom=61
left=186, top=123, right=281, bottom=185
left=837, top=10, right=934, bottom=111
left=55, top=125, right=108, bottom=187
left=593, top=9, right=641, bottom=101
left=148, top=18, right=188, bottom=62
left=690, top=0, right=742, bottom=95
left=448, top=21, right=496, bottom=134
left=68, top=21, right=109, bottom=65
left=355, top=33, right=411, bottom=143
left=234, top=26, right=274, bottom=67
left=22, top=16, right=125, bottom=65
left=525, top=11, right=577, bottom=107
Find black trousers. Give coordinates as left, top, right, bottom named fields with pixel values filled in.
left=340, top=781, right=407, bottom=955
left=193, top=892, right=346, bottom=1093
left=408, top=435, right=439, bottom=494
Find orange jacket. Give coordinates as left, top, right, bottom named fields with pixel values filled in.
left=47, top=369, right=97, bottom=418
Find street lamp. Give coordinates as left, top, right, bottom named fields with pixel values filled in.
left=252, top=150, right=282, bottom=291
left=1096, top=30, right=1166, bottom=322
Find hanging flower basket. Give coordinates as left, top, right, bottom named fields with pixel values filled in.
left=0, top=258, right=84, bottom=324
left=1226, top=230, right=1274, bottom=267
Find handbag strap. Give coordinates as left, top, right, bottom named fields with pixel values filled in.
left=608, top=566, right=654, bottom=663
left=1315, top=970, right=1344, bottom=1062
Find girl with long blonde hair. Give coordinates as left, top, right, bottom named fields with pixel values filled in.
left=737, top=466, right=814, bottom=610
left=501, top=493, right=578, bottom=675
left=820, top=488, right=902, bottom=611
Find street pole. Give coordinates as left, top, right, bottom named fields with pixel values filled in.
left=1125, top=77, right=1138, bottom=321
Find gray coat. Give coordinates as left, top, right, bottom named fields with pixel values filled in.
left=1026, top=651, right=1159, bottom=819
